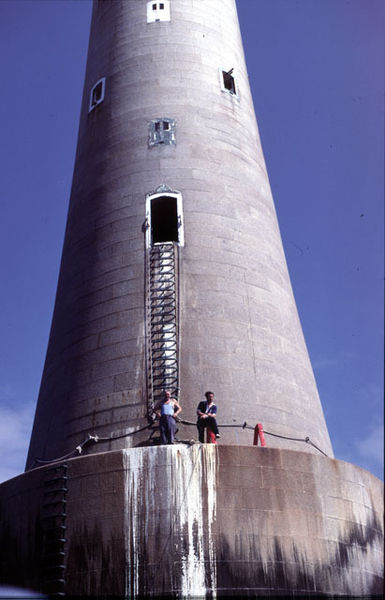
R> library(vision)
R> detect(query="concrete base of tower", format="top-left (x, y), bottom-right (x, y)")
top-left (0, 446), bottom-right (383, 597)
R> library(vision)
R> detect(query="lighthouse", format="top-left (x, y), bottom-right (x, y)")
top-left (0, 1), bottom-right (383, 597)
top-left (25, 0), bottom-right (333, 466)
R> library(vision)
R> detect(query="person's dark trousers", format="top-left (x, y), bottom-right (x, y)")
top-left (207, 416), bottom-right (219, 436)
top-left (160, 415), bottom-right (176, 444)
top-left (197, 417), bottom-right (219, 442)
top-left (197, 419), bottom-right (206, 443)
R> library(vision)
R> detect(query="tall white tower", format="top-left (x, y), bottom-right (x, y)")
top-left (26, 0), bottom-right (332, 468)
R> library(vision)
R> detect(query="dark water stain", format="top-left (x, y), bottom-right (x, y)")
top-left (216, 511), bottom-right (383, 597)
top-left (66, 523), bottom-right (125, 596)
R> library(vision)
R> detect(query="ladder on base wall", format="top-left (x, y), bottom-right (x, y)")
top-left (147, 242), bottom-right (179, 411)
top-left (41, 463), bottom-right (68, 597)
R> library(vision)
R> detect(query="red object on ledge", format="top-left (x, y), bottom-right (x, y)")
top-left (207, 425), bottom-right (216, 444)
top-left (253, 423), bottom-right (266, 447)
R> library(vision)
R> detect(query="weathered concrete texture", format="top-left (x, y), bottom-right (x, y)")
top-left (26, 0), bottom-right (333, 468)
top-left (1, 446), bottom-right (383, 597)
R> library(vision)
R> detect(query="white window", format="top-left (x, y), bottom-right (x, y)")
top-left (89, 77), bottom-right (106, 113)
top-left (145, 187), bottom-right (184, 248)
top-left (220, 68), bottom-right (238, 97)
top-left (149, 118), bottom-right (176, 146)
top-left (147, 0), bottom-right (170, 23)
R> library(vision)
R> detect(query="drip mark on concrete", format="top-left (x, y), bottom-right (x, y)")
top-left (123, 445), bottom-right (217, 598)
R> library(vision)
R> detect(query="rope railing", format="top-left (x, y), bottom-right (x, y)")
top-left (32, 416), bottom-right (328, 467)
top-left (179, 419), bottom-right (328, 456)
top-left (32, 424), bottom-right (153, 466)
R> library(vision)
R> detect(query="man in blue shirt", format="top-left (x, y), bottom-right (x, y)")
top-left (196, 391), bottom-right (220, 443)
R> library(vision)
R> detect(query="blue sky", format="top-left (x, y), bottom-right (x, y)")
top-left (0, 0), bottom-right (383, 482)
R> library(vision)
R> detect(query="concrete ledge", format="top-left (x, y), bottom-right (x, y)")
top-left (0, 446), bottom-right (383, 597)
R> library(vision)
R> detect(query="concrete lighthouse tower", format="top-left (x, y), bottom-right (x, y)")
top-left (26, 0), bottom-right (333, 466)
top-left (0, 1), bottom-right (383, 597)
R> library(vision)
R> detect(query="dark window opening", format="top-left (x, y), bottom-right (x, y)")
top-left (89, 77), bottom-right (106, 112)
top-left (152, 3), bottom-right (157, 9)
top-left (92, 82), bottom-right (103, 104)
top-left (149, 118), bottom-right (176, 146)
top-left (222, 70), bottom-right (236, 95)
top-left (151, 197), bottom-right (178, 244)
top-left (160, 3), bottom-right (164, 8)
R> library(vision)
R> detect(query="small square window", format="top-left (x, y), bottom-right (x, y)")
top-left (149, 118), bottom-right (176, 146)
top-left (89, 77), bottom-right (106, 112)
top-left (147, 0), bottom-right (170, 22)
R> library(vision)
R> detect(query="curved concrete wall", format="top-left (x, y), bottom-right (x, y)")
top-left (1, 447), bottom-right (383, 596)
top-left (27, 0), bottom-right (332, 468)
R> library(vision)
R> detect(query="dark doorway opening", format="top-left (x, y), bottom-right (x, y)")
top-left (151, 196), bottom-right (178, 244)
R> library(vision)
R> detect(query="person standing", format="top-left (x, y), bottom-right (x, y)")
top-left (155, 390), bottom-right (182, 445)
top-left (196, 391), bottom-right (220, 443)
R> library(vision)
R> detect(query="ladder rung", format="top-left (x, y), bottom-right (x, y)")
top-left (150, 277), bottom-right (175, 284)
top-left (151, 332), bottom-right (177, 340)
top-left (151, 308), bottom-right (176, 316)
top-left (152, 345), bottom-right (177, 352)
top-left (151, 314), bottom-right (176, 322)
top-left (150, 274), bottom-right (175, 281)
top-left (152, 372), bottom-right (178, 379)
top-left (151, 346), bottom-right (177, 352)
top-left (44, 477), bottom-right (68, 485)
top-left (43, 500), bottom-right (67, 508)
top-left (150, 287), bottom-right (175, 294)
top-left (44, 465), bottom-right (68, 472)
top-left (150, 259), bottom-right (174, 266)
top-left (152, 359), bottom-right (178, 367)
top-left (153, 378), bottom-right (178, 386)
top-left (150, 267), bottom-right (174, 274)
top-left (151, 320), bottom-right (176, 328)
top-left (150, 304), bottom-right (176, 312)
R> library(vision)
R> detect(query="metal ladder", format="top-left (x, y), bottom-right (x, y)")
top-left (147, 242), bottom-right (179, 412)
top-left (41, 463), bottom-right (68, 597)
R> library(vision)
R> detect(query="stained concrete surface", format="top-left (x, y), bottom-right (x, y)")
top-left (1, 446), bottom-right (383, 597)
